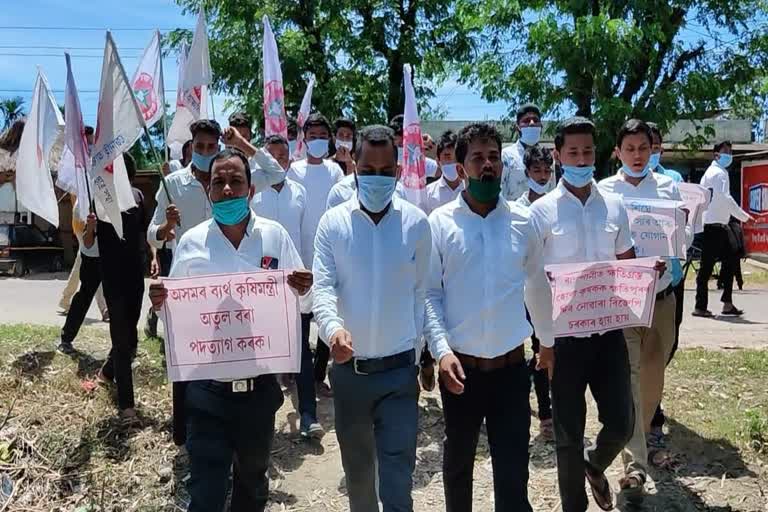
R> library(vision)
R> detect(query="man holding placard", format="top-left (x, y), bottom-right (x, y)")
top-left (149, 148), bottom-right (312, 512)
top-left (598, 119), bottom-right (688, 502)
top-left (526, 117), bottom-right (646, 512)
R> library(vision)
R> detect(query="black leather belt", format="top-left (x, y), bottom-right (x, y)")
top-left (346, 349), bottom-right (415, 376)
top-left (455, 346), bottom-right (525, 372)
top-left (208, 377), bottom-right (262, 393)
top-left (656, 285), bottom-right (675, 301)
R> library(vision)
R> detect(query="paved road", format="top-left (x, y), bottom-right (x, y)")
top-left (0, 274), bottom-right (766, 350)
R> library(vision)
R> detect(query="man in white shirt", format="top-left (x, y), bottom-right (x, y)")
top-left (332, 118), bottom-right (357, 175)
top-left (389, 114), bottom-right (439, 182)
top-left (424, 130), bottom-right (464, 215)
top-left (251, 134), bottom-right (322, 440)
top-left (527, 117), bottom-right (638, 512)
top-left (597, 119), bottom-right (682, 502)
top-left (149, 148), bottom-right (312, 512)
top-left (288, 113), bottom-right (345, 392)
top-left (313, 125), bottom-right (432, 512)
top-left (501, 103), bottom-right (554, 201)
top-left (694, 140), bottom-right (750, 317)
top-left (424, 122), bottom-right (536, 512)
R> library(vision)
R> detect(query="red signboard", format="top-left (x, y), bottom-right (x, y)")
top-left (741, 160), bottom-right (768, 254)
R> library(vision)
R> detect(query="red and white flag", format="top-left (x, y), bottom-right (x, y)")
top-left (16, 68), bottom-right (64, 226)
top-left (182, 9), bottom-right (212, 119)
top-left (131, 30), bottom-right (164, 129)
top-left (57, 53), bottom-right (92, 222)
top-left (167, 42), bottom-right (194, 158)
top-left (91, 31), bottom-right (143, 238)
top-left (262, 15), bottom-right (287, 138)
top-left (401, 64), bottom-right (426, 208)
top-left (292, 76), bottom-right (315, 160)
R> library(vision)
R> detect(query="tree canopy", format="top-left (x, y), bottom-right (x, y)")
top-left (0, 97), bottom-right (26, 130)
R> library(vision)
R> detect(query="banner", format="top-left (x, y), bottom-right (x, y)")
top-left (623, 197), bottom-right (687, 258)
top-left (741, 160), bottom-right (768, 254)
top-left (131, 30), bottom-right (164, 129)
top-left (182, 9), bottom-right (212, 119)
top-left (15, 68), bottom-right (64, 226)
top-left (262, 16), bottom-right (288, 138)
top-left (160, 270), bottom-right (300, 382)
top-left (292, 76), bottom-right (315, 160)
top-left (401, 64), bottom-right (426, 208)
top-left (678, 182), bottom-right (711, 234)
top-left (545, 258), bottom-right (659, 337)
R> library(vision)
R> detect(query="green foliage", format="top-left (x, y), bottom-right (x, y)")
top-left (0, 96), bottom-right (26, 129)
top-left (464, 0), bottom-right (768, 170)
top-left (168, 0), bottom-right (499, 126)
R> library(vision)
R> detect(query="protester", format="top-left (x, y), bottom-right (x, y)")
top-left (694, 140), bottom-right (751, 317)
top-left (423, 133), bottom-right (437, 160)
top-left (333, 118), bottom-right (357, 175)
top-left (327, 167), bottom-right (407, 209)
top-left (527, 117), bottom-right (640, 512)
top-left (313, 124), bottom-right (431, 512)
top-left (95, 153), bottom-right (146, 420)
top-left (598, 119), bottom-right (682, 502)
top-left (228, 111), bottom-right (253, 142)
top-left (250, 134), bottom-right (323, 439)
top-left (516, 145), bottom-right (554, 441)
top-left (501, 103), bottom-right (552, 201)
top-left (425, 122), bottom-right (536, 512)
top-left (165, 139), bottom-right (193, 175)
top-left (287, 117), bottom-right (298, 157)
top-left (287, 113), bottom-right (344, 395)
top-left (647, 122), bottom-right (683, 182)
top-left (149, 148), bottom-right (312, 512)
top-left (424, 130), bottom-right (464, 215)
top-left (389, 114), bottom-right (439, 182)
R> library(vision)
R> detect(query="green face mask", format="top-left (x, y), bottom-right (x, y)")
top-left (466, 176), bottom-right (501, 204)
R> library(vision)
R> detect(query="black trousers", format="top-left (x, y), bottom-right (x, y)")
top-left (309, 313), bottom-right (331, 383)
top-left (185, 377), bottom-right (283, 512)
top-left (98, 217), bottom-right (144, 410)
top-left (146, 247), bottom-right (173, 333)
top-left (695, 224), bottom-right (735, 310)
top-left (550, 331), bottom-right (634, 512)
top-left (298, 313), bottom-right (318, 418)
top-left (526, 309), bottom-right (552, 421)
top-left (440, 360), bottom-right (533, 512)
top-left (60, 253), bottom-right (101, 344)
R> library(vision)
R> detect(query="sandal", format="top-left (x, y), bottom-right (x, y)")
top-left (692, 309), bottom-right (713, 318)
top-left (721, 306), bottom-right (744, 316)
top-left (585, 468), bottom-right (614, 511)
top-left (618, 472), bottom-right (645, 503)
top-left (539, 418), bottom-right (554, 442)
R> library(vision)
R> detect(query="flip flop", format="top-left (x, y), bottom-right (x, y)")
top-left (721, 307), bottom-right (744, 316)
top-left (618, 472), bottom-right (645, 504)
top-left (585, 468), bottom-right (614, 511)
top-left (692, 309), bottom-right (713, 318)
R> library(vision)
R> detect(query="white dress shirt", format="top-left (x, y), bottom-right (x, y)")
top-left (516, 191), bottom-right (533, 208)
top-left (250, 178), bottom-right (306, 257)
top-left (424, 177), bottom-right (464, 214)
top-left (526, 181), bottom-right (635, 347)
top-left (287, 159), bottom-right (344, 267)
top-left (424, 195), bottom-right (538, 362)
top-left (425, 157), bottom-right (439, 179)
top-left (700, 161), bottom-right (752, 225)
top-left (312, 197), bottom-right (432, 359)
top-left (326, 173), bottom-right (407, 210)
top-left (598, 171), bottom-right (691, 292)
top-left (168, 159), bottom-right (183, 173)
top-left (501, 141), bottom-right (556, 201)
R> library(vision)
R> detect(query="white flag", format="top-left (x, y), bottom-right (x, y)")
top-left (91, 31), bottom-right (143, 238)
top-left (167, 42), bottom-right (191, 157)
top-left (182, 9), bottom-right (212, 119)
top-left (132, 30), bottom-right (164, 129)
top-left (16, 68), bottom-right (64, 226)
top-left (262, 16), bottom-right (288, 138)
top-left (292, 76), bottom-right (315, 161)
top-left (401, 64), bottom-right (426, 208)
top-left (57, 53), bottom-right (92, 222)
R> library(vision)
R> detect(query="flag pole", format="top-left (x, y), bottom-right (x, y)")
top-left (158, 29), bottom-right (169, 162)
top-left (209, 87), bottom-right (216, 121)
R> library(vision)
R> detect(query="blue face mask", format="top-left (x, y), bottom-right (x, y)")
top-left (717, 153), bottom-right (733, 168)
top-left (527, 177), bottom-right (550, 195)
top-left (520, 126), bottom-right (542, 146)
top-left (357, 174), bottom-right (397, 213)
top-left (211, 196), bottom-right (250, 226)
top-left (648, 152), bottom-right (661, 170)
top-left (288, 140), bottom-right (298, 155)
top-left (192, 151), bottom-right (217, 173)
top-left (307, 139), bottom-right (329, 159)
top-left (621, 163), bottom-right (650, 179)
top-left (561, 165), bottom-right (595, 188)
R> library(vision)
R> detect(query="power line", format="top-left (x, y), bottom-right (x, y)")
top-left (0, 88), bottom-right (178, 94)
top-left (0, 52), bottom-right (177, 59)
top-left (0, 45), bottom-right (145, 50)
top-left (0, 26), bottom-right (181, 31)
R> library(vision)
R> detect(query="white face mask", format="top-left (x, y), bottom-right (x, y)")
top-left (519, 126), bottom-right (542, 146)
top-left (307, 139), bottom-right (329, 159)
top-left (441, 162), bottom-right (459, 181)
top-left (335, 139), bottom-right (353, 151)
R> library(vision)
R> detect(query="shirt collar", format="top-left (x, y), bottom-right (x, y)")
top-left (617, 169), bottom-right (658, 188)
top-left (210, 211), bottom-right (255, 241)
top-left (457, 191), bottom-right (510, 218)
top-left (554, 179), bottom-right (602, 206)
top-left (350, 195), bottom-right (402, 220)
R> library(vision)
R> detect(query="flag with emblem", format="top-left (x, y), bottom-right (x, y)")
top-left (182, 9), bottom-right (211, 119)
top-left (401, 64), bottom-right (426, 208)
top-left (131, 30), bottom-right (164, 129)
top-left (15, 68), bottom-right (64, 227)
top-left (90, 31), bottom-right (143, 238)
top-left (167, 42), bottom-right (195, 158)
top-left (262, 15), bottom-right (287, 138)
top-left (292, 76), bottom-right (315, 161)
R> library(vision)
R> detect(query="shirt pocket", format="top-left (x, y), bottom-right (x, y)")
top-left (550, 222), bottom-right (579, 259)
top-left (595, 222), bottom-right (620, 259)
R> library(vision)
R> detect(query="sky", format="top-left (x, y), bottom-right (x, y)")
top-left (0, 0), bottom-right (509, 125)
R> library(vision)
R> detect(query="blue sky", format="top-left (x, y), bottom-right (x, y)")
top-left (0, 0), bottom-right (509, 124)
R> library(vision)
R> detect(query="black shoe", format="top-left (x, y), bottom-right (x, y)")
top-left (57, 341), bottom-right (75, 355)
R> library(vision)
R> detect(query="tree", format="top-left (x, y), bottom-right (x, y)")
top-left (168, 0), bottom-right (494, 126)
top-left (0, 97), bottom-right (25, 129)
top-left (463, 0), bottom-right (768, 171)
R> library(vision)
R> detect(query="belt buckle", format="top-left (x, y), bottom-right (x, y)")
top-left (232, 380), bottom-right (249, 392)
top-left (353, 358), bottom-right (369, 376)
